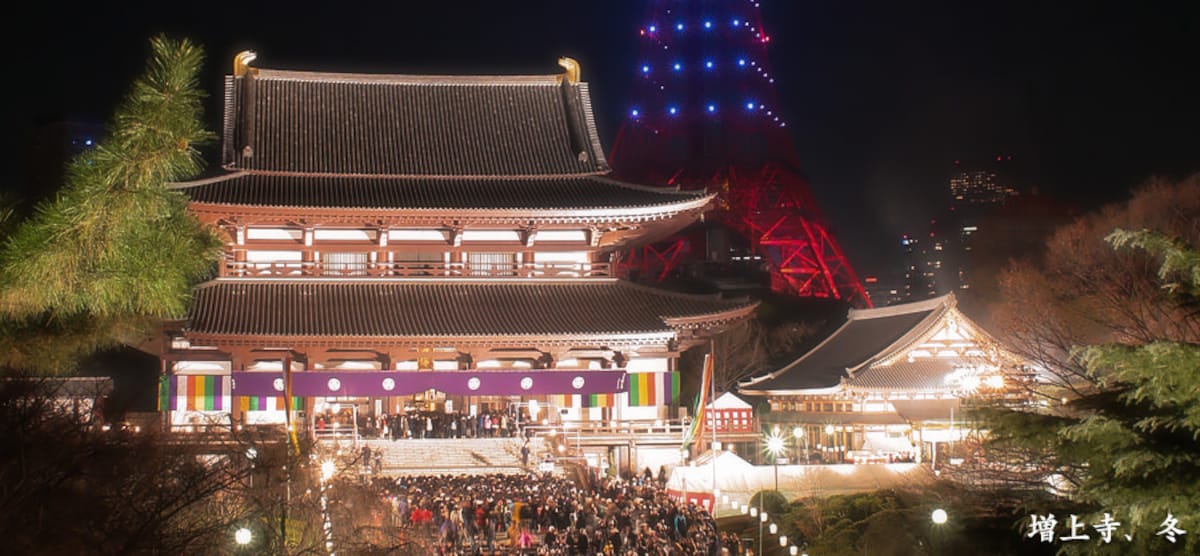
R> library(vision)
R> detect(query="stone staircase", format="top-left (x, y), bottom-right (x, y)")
top-left (328, 437), bottom-right (546, 476)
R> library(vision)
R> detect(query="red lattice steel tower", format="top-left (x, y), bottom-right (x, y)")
top-left (611, 1), bottom-right (871, 307)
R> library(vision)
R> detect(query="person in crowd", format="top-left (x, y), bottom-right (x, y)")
top-left (371, 470), bottom-right (725, 555)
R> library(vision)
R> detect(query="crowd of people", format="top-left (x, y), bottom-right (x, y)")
top-left (375, 472), bottom-right (737, 555)
top-left (316, 406), bottom-right (531, 440)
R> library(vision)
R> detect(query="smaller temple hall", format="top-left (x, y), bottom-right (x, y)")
top-left (739, 293), bottom-right (1031, 464)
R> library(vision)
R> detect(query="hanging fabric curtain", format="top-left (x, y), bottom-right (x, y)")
top-left (160, 374), bottom-right (231, 412)
top-left (240, 396), bottom-right (302, 411)
top-left (628, 372), bottom-right (681, 406)
top-left (581, 393), bottom-right (614, 408)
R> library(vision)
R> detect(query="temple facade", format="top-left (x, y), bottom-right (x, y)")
top-left (738, 293), bottom-right (1031, 465)
top-left (159, 53), bottom-right (756, 435)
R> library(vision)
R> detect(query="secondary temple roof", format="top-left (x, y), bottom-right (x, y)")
top-left (738, 295), bottom-right (952, 393)
top-left (185, 279), bottom-right (756, 340)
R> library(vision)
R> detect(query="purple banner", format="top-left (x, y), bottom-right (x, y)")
top-left (230, 370), bottom-right (628, 398)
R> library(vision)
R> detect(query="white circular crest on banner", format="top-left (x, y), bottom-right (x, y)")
top-left (520, 377), bottom-right (534, 391)
top-left (327, 378), bottom-right (341, 391)
top-left (468, 377), bottom-right (481, 391)
top-left (382, 378), bottom-right (396, 392)
top-left (273, 378), bottom-right (285, 392)
top-left (572, 376), bottom-right (586, 389)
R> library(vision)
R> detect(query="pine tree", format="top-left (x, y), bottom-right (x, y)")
top-left (0, 37), bottom-right (222, 373)
top-left (982, 228), bottom-right (1200, 555)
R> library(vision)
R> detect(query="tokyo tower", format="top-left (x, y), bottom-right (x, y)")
top-left (611, 1), bottom-right (871, 307)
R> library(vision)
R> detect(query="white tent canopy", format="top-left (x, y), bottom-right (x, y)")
top-left (667, 450), bottom-right (756, 496)
top-left (668, 450), bottom-right (934, 516)
top-left (708, 392), bottom-right (752, 410)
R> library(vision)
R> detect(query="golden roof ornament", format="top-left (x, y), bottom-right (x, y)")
top-left (233, 50), bottom-right (258, 77)
top-left (557, 57), bottom-right (580, 84)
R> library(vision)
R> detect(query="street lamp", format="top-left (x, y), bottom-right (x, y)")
top-left (759, 511), bottom-right (768, 556)
top-left (931, 508), bottom-right (948, 555)
top-left (765, 431), bottom-right (786, 492)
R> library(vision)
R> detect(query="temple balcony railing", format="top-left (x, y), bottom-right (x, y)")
top-left (526, 417), bottom-right (763, 440)
top-left (222, 259), bottom-right (614, 279)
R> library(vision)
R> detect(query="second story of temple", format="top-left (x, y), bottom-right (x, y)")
top-left (173, 53), bottom-right (712, 280)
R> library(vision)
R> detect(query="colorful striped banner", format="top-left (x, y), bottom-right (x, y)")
top-left (551, 394), bottom-right (576, 408)
top-left (582, 393), bottom-right (614, 408)
top-left (682, 353), bottom-right (713, 453)
top-left (167, 374), bottom-right (230, 412)
top-left (628, 372), bottom-right (681, 406)
top-left (240, 396), bottom-right (302, 411)
top-left (157, 375), bottom-right (169, 411)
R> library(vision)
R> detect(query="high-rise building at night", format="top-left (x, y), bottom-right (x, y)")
top-left (950, 169), bottom-right (1018, 207)
top-left (896, 158), bottom-right (1023, 304)
top-left (900, 227), bottom-right (952, 302)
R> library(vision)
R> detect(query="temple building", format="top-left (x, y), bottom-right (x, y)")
top-left (159, 53), bottom-right (756, 435)
top-left (738, 293), bottom-right (1031, 464)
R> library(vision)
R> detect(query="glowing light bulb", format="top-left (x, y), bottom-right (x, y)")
top-left (704, 60), bottom-right (714, 69)
top-left (706, 103), bottom-right (716, 113)
top-left (746, 101), bottom-right (755, 110)
top-left (737, 58), bottom-right (747, 67)
top-left (673, 62), bottom-right (682, 71)
top-left (704, 20), bottom-right (713, 29)
top-left (668, 106), bottom-right (678, 115)
top-left (676, 22), bottom-right (684, 31)
top-left (732, 18), bottom-right (740, 27)
top-left (641, 64), bottom-right (650, 74)
top-left (648, 25), bottom-right (657, 33)
top-left (630, 108), bottom-right (640, 117)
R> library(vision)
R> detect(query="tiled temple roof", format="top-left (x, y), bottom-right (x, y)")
top-left (845, 358), bottom-right (959, 391)
top-left (178, 173), bottom-right (704, 211)
top-left (173, 63), bottom-right (702, 213)
top-left (739, 296), bottom-right (948, 393)
top-left (222, 70), bottom-right (608, 176)
top-left (186, 279), bottom-right (755, 339)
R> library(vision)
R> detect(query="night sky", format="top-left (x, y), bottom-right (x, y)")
top-left (4, 1), bottom-right (1197, 279)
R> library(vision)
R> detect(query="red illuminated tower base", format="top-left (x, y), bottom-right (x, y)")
top-left (612, 2), bottom-right (870, 307)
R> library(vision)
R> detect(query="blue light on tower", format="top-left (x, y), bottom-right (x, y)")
top-left (732, 18), bottom-right (741, 27)
top-left (673, 62), bottom-right (682, 72)
top-left (668, 106), bottom-right (678, 116)
top-left (704, 20), bottom-right (713, 29)
top-left (704, 60), bottom-right (714, 70)
top-left (707, 103), bottom-right (717, 113)
top-left (648, 24), bottom-right (657, 33)
top-left (641, 64), bottom-right (650, 74)
top-left (745, 101), bottom-right (756, 110)
top-left (676, 22), bottom-right (684, 31)
top-left (631, 108), bottom-right (641, 117)
top-left (737, 58), bottom-right (747, 67)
